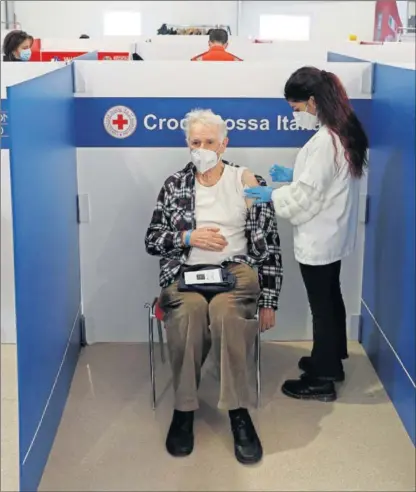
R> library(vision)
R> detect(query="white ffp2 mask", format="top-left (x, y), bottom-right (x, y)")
top-left (293, 111), bottom-right (319, 130)
top-left (190, 148), bottom-right (220, 174)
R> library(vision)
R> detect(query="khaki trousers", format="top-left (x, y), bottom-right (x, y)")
top-left (159, 263), bottom-right (260, 411)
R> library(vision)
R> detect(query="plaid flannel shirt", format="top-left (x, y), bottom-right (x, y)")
top-left (145, 161), bottom-right (283, 310)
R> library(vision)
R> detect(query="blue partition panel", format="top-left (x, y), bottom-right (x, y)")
top-left (74, 50), bottom-right (98, 60)
top-left (8, 65), bottom-right (81, 490)
top-left (361, 63), bottom-right (416, 444)
top-left (327, 52), bottom-right (366, 62)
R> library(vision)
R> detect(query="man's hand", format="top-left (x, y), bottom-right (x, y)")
top-left (259, 308), bottom-right (275, 332)
top-left (189, 227), bottom-right (228, 251)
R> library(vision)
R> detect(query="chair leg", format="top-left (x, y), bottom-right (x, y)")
top-left (148, 312), bottom-right (156, 410)
top-left (255, 327), bottom-right (261, 408)
top-left (156, 319), bottom-right (166, 364)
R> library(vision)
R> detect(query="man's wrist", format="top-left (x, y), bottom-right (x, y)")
top-left (258, 296), bottom-right (278, 311)
top-left (183, 230), bottom-right (193, 247)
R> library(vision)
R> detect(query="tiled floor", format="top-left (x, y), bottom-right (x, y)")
top-left (39, 341), bottom-right (415, 491)
top-left (1, 344), bottom-right (19, 492)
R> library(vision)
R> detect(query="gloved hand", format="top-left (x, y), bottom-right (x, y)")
top-left (244, 186), bottom-right (274, 203)
top-left (269, 164), bottom-right (293, 183)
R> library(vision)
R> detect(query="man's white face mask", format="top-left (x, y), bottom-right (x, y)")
top-left (190, 148), bottom-right (221, 174)
top-left (293, 103), bottom-right (319, 131)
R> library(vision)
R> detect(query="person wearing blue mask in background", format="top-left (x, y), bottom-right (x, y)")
top-left (2, 30), bottom-right (33, 62)
top-left (245, 66), bottom-right (369, 402)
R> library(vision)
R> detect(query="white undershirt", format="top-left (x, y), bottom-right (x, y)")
top-left (187, 165), bottom-right (248, 266)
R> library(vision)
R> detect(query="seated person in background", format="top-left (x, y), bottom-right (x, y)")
top-left (191, 28), bottom-right (243, 61)
top-left (145, 109), bottom-right (282, 465)
top-left (2, 30), bottom-right (32, 62)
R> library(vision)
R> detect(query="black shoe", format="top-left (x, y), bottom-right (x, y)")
top-left (282, 375), bottom-right (337, 402)
top-left (229, 408), bottom-right (263, 465)
top-left (166, 410), bottom-right (194, 457)
top-left (298, 356), bottom-right (345, 382)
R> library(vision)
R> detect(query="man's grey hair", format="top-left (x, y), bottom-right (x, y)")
top-left (183, 108), bottom-right (228, 142)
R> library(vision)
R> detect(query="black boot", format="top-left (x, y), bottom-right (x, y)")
top-left (282, 375), bottom-right (337, 402)
top-left (166, 410), bottom-right (194, 457)
top-left (298, 356), bottom-right (345, 382)
top-left (229, 408), bottom-right (263, 465)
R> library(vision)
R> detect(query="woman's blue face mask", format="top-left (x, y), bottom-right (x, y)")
top-left (19, 48), bottom-right (32, 61)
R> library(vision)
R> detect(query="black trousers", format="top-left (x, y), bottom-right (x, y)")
top-left (300, 261), bottom-right (348, 378)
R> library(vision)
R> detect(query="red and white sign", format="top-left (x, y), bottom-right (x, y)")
top-left (103, 106), bottom-right (137, 139)
top-left (41, 51), bottom-right (87, 62)
top-left (98, 52), bottom-right (130, 60)
top-left (374, 1), bottom-right (403, 41)
top-left (40, 51), bottom-right (130, 62)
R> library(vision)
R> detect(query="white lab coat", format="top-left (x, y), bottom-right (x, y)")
top-left (271, 125), bottom-right (360, 265)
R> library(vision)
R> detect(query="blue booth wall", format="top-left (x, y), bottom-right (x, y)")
top-left (361, 63), bottom-right (416, 444)
top-left (8, 65), bottom-right (82, 491)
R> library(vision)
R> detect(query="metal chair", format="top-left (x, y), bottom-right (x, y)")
top-left (145, 297), bottom-right (262, 410)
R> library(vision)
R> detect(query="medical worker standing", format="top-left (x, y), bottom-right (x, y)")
top-left (245, 66), bottom-right (369, 402)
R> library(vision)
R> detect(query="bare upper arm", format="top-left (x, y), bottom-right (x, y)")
top-left (242, 169), bottom-right (260, 208)
top-left (242, 169), bottom-right (260, 188)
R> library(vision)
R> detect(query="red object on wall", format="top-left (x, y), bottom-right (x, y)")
top-left (40, 51), bottom-right (130, 61)
top-left (30, 38), bottom-right (42, 61)
top-left (374, 1), bottom-right (403, 41)
top-left (98, 52), bottom-right (130, 60)
top-left (40, 51), bottom-right (87, 62)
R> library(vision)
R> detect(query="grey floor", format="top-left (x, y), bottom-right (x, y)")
top-left (39, 341), bottom-right (415, 492)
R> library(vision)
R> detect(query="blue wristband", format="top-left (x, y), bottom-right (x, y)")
top-left (184, 230), bottom-right (192, 247)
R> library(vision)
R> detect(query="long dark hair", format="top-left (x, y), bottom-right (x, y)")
top-left (284, 66), bottom-right (369, 178)
top-left (2, 30), bottom-right (31, 61)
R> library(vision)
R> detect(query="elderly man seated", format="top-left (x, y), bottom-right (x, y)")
top-left (145, 109), bottom-right (282, 465)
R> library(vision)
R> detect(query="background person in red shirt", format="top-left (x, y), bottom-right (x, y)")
top-left (191, 28), bottom-right (242, 62)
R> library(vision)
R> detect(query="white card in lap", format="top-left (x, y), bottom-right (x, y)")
top-left (184, 268), bottom-right (223, 285)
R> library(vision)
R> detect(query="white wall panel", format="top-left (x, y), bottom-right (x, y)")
top-left (240, 1), bottom-right (376, 42)
top-left (330, 43), bottom-right (416, 64)
top-left (74, 60), bottom-right (371, 343)
top-left (1, 150), bottom-right (16, 343)
top-left (15, 1), bottom-right (238, 38)
top-left (74, 60), bottom-right (373, 98)
top-left (14, 0), bottom-right (376, 43)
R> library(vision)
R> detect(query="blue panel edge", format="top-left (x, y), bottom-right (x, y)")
top-left (19, 310), bottom-right (81, 492)
top-left (361, 301), bottom-right (416, 445)
top-left (74, 50), bottom-right (98, 61)
top-left (327, 51), bottom-right (367, 63)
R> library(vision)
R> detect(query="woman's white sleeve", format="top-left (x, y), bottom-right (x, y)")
top-left (271, 182), bottom-right (324, 225)
top-left (271, 134), bottom-right (337, 226)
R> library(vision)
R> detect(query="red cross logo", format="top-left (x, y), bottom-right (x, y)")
top-left (112, 114), bottom-right (129, 130)
top-left (104, 106), bottom-right (137, 139)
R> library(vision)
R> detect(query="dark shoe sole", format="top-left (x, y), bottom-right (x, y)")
top-left (281, 385), bottom-right (337, 402)
top-left (235, 448), bottom-right (263, 465)
top-left (166, 444), bottom-right (194, 458)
